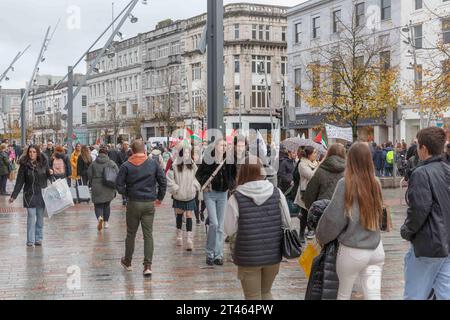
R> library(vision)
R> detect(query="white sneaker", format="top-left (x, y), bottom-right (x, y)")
top-left (176, 229), bottom-right (183, 246)
top-left (97, 217), bottom-right (103, 231)
top-left (104, 222), bottom-right (109, 229)
top-left (186, 231), bottom-right (193, 251)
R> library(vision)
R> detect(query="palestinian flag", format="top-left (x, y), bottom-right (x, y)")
top-left (186, 128), bottom-right (202, 142)
top-left (314, 131), bottom-right (328, 149)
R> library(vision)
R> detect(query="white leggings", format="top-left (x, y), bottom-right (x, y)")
top-left (336, 241), bottom-right (385, 300)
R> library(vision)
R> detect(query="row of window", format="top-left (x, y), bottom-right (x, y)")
top-left (145, 67), bottom-right (180, 89)
top-left (89, 76), bottom-right (140, 97)
top-left (33, 95), bottom-right (87, 111)
top-left (97, 50), bottom-right (140, 73)
top-left (147, 41), bottom-right (181, 60)
top-left (88, 104), bottom-right (139, 121)
top-left (294, 1), bottom-right (449, 45)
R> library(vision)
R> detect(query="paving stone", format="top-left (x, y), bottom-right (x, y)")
top-left (0, 180), bottom-right (408, 300)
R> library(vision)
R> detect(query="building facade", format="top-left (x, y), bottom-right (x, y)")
top-left (141, 19), bottom-right (186, 140)
top-left (28, 75), bottom-right (88, 145)
top-left (86, 35), bottom-right (143, 145)
top-left (287, 0), bottom-right (449, 144)
top-left (85, 3), bottom-right (289, 143)
top-left (183, 3), bottom-right (288, 138)
top-left (0, 88), bottom-right (23, 140)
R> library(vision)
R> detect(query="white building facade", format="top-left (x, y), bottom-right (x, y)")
top-left (0, 88), bottom-right (23, 139)
top-left (28, 75), bottom-right (88, 145)
top-left (141, 20), bottom-right (185, 139)
top-left (86, 35), bottom-right (143, 145)
top-left (287, 0), bottom-right (449, 144)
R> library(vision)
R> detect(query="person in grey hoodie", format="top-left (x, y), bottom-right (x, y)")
top-left (316, 142), bottom-right (385, 300)
top-left (87, 146), bottom-right (119, 231)
top-left (225, 155), bottom-right (292, 300)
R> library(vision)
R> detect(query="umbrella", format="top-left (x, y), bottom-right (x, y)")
top-left (281, 137), bottom-right (327, 154)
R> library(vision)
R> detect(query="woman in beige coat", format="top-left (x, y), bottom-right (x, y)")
top-left (294, 146), bottom-right (319, 242)
top-left (167, 144), bottom-right (201, 251)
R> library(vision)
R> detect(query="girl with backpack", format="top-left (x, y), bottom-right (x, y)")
top-left (77, 145), bottom-right (92, 186)
top-left (167, 144), bottom-right (201, 251)
top-left (50, 146), bottom-right (71, 185)
top-left (87, 146), bottom-right (119, 231)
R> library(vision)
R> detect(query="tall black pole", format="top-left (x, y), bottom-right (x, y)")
top-left (20, 89), bottom-right (26, 146)
top-left (67, 66), bottom-right (74, 155)
top-left (207, 0), bottom-right (224, 140)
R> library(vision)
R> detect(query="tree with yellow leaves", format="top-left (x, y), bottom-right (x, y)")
top-left (299, 9), bottom-right (400, 142)
top-left (400, 7), bottom-right (449, 129)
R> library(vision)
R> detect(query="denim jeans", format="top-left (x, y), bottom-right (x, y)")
top-left (0, 174), bottom-right (8, 193)
top-left (203, 190), bottom-right (228, 260)
top-left (94, 202), bottom-right (111, 222)
top-left (404, 246), bottom-right (450, 300)
top-left (27, 207), bottom-right (44, 245)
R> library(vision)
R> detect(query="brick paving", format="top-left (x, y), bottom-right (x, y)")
top-left (0, 180), bottom-right (409, 300)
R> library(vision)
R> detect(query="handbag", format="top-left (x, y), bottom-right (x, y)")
top-left (103, 166), bottom-right (118, 189)
top-left (280, 194), bottom-right (302, 259)
top-left (282, 228), bottom-right (302, 259)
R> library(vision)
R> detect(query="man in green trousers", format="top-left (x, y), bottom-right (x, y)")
top-left (116, 140), bottom-right (167, 277)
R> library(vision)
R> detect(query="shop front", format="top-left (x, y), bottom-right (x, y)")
top-left (288, 113), bottom-right (388, 143)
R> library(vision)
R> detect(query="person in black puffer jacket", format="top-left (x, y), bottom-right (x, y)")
top-left (307, 199), bottom-right (331, 231)
top-left (305, 199), bottom-right (338, 300)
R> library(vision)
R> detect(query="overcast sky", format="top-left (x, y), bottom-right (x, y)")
top-left (0, 0), bottom-right (305, 89)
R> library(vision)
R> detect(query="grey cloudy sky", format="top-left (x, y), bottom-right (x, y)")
top-left (0, 0), bottom-right (305, 89)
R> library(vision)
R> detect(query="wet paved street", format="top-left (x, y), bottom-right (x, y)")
top-left (0, 180), bottom-right (408, 300)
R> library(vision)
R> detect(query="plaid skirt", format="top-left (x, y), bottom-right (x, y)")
top-left (172, 198), bottom-right (197, 211)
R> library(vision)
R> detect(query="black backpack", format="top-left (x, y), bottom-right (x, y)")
top-left (103, 165), bottom-right (118, 188)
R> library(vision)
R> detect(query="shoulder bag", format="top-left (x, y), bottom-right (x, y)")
top-left (280, 190), bottom-right (302, 259)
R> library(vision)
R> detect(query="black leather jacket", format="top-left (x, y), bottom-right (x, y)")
top-left (401, 156), bottom-right (450, 258)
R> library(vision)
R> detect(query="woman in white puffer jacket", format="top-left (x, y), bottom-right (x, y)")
top-left (167, 144), bottom-right (201, 251)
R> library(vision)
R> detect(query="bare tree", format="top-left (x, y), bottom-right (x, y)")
top-left (153, 67), bottom-right (180, 138)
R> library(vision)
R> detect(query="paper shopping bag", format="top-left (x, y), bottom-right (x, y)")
top-left (298, 240), bottom-right (321, 279)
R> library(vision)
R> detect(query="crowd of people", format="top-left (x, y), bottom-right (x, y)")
top-left (1, 127), bottom-right (450, 300)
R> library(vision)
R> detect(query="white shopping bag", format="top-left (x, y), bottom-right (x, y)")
top-left (42, 178), bottom-right (74, 218)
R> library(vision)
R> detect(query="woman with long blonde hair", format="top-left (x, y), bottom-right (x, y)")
top-left (316, 142), bottom-right (385, 300)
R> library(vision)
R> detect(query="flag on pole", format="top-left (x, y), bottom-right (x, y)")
top-left (314, 131), bottom-right (328, 149)
top-left (186, 127), bottom-right (194, 138)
